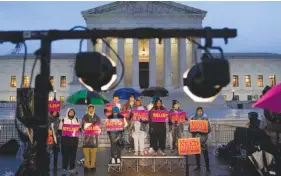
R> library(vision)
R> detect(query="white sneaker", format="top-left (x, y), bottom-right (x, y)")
top-left (148, 147), bottom-right (154, 153)
top-left (111, 158), bottom-right (115, 164)
top-left (158, 150), bottom-right (166, 156)
top-left (62, 169), bottom-right (67, 175)
top-left (117, 158), bottom-right (121, 164)
top-left (134, 151), bottom-right (138, 156)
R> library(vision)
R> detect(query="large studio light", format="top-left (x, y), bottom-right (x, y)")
top-left (182, 57), bottom-right (230, 103)
top-left (75, 52), bottom-right (117, 92)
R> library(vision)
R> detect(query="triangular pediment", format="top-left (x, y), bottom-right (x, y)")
top-left (81, 1), bottom-right (207, 16)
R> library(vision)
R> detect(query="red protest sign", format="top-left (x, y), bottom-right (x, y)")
top-left (189, 120), bottom-right (208, 133)
top-left (120, 110), bottom-right (130, 120)
top-left (48, 100), bottom-right (60, 112)
top-left (178, 138), bottom-right (201, 155)
top-left (131, 110), bottom-right (149, 121)
top-left (151, 110), bottom-right (169, 122)
top-left (170, 112), bottom-right (187, 123)
top-left (105, 103), bottom-right (115, 116)
top-left (104, 119), bottom-right (124, 131)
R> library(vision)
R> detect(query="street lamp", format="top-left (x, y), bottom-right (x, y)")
top-left (232, 89), bottom-right (235, 100)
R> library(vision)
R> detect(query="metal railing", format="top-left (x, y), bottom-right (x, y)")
top-left (0, 122), bottom-right (236, 147)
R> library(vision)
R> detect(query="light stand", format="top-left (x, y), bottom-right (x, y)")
top-left (0, 27), bottom-right (237, 175)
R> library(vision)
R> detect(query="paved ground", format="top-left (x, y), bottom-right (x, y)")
top-left (0, 147), bottom-right (231, 176)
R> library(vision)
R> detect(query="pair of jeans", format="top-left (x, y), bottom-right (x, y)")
top-left (61, 137), bottom-right (78, 170)
top-left (109, 132), bottom-right (122, 158)
top-left (195, 150), bottom-right (210, 168)
top-left (150, 127), bottom-right (166, 151)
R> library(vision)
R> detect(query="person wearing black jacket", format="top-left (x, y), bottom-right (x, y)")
top-left (107, 107), bottom-right (128, 164)
top-left (149, 98), bottom-right (167, 156)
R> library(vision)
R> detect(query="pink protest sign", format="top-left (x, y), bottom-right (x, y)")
top-left (151, 110), bottom-right (169, 122)
top-left (83, 123), bottom-right (101, 136)
top-left (131, 110), bottom-right (149, 121)
top-left (105, 103), bottom-right (115, 116)
top-left (120, 110), bottom-right (130, 120)
top-left (104, 119), bottom-right (124, 131)
top-left (48, 100), bottom-right (60, 112)
top-left (62, 124), bottom-right (80, 137)
top-left (170, 112), bottom-right (187, 123)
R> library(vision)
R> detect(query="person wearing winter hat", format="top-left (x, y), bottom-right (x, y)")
top-left (168, 100), bottom-right (187, 153)
top-left (107, 106), bottom-right (128, 164)
top-left (121, 94), bottom-right (136, 152)
top-left (59, 108), bottom-right (80, 175)
top-left (129, 98), bottom-right (149, 156)
top-left (188, 107), bottom-right (211, 172)
top-left (82, 104), bottom-right (101, 171)
top-left (149, 98), bottom-right (167, 156)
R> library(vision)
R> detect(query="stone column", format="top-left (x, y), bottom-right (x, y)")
top-left (117, 38), bottom-right (125, 88)
top-left (187, 38), bottom-right (196, 70)
top-left (102, 39), bottom-right (107, 54)
top-left (178, 38), bottom-right (187, 87)
top-left (132, 39), bottom-right (140, 89)
top-left (164, 38), bottom-right (172, 89)
top-left (149, 39), bottom-right (156, 87)
top-left (87, 40), bottom-right (94, 52)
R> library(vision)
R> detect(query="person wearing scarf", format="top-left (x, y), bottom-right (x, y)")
top-left (189, 107), bottom-right (211, 172)
top-left (129, 98), bottom-right (149, 156)
top-left (121, 94), bottom-right (136, 153)
top-left (47, 111), bottom-right (61, 172)
top-left (82, 104), bottom-right (101, 171)
top-left (107, 106), bottom-right (128, 164)
top-left (149, 98), bottom-right (167, 156)
top-left (168, 100), bottom-right (187, 153)
top-left (58, 108), bottom-right (80, 175)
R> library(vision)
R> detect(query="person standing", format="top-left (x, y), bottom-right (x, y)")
top-left (82, 104), bottom-right (101, 171)
top-left (59, 108), bottom-right (80, 175)
top-left (121, 94), bottom-right (136, 153)
top-left (168, 100), bottom-right (187, 153)
top-left (189, 107), bottom-right (211, 172)
top-left (107, 107), bottom-right (128, 164)
top-left (149, 98), bottom-right (167, 156)
top-left (147, 96), bottom-right (159, 153)
top-left (47, 111), bottom-right (61, 172)
top-left (129, 98), bottom-right (149, 156)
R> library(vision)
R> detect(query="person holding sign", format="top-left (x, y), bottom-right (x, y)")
top-left (59, 108), bottom-right (81, 175)
top-left (47, 111), bottom-right (61, 172)
top-left (104, 95), bottom-right (121, 116)
top-left (188, 107), bottom-right (211, 172)
top-left (121, 94), bottom-right (136, 153)
top-left (147, 96), bottom-right (159, 154)
top-left (168, 100), bottom-right (187, 153)
top-left (128, 98), bottom-right (149, 156)
top-left (107, 107), bottom-right (128, 164)
top-left (149, 98), bottom-right (168, 156)
top-left (81, 104), bottom-right (101, 171)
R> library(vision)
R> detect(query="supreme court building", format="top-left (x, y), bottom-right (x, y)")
top-left (82, 1), bottom-right (205, 89)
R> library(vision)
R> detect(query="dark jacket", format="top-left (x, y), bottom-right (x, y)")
top-left (149, 106), bottom-right (167, 132)
top-left (121, 101), bottom-right (135, 111)
top-left (82, 113), bottom-right (101, 148)
top-left (48, 113), bottom-right (61, 146)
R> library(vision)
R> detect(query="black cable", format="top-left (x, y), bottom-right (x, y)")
top-left (20, 42), bottom-right (28, 88)
top-left (187, 38), bottom-right (214, 63)
top-left (29, 55), bottom-right (39, 87)
top-left (70, 26), bottom-right (125, 91)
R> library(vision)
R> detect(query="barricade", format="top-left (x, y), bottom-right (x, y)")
top-left (108, 151), bottom-right (186, 173)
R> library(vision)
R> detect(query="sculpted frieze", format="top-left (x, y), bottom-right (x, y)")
top-left (93, 1), bottom-right (198, 15)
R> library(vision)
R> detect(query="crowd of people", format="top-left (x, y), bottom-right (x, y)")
top-left (29, 94), bottom-right (212, 175)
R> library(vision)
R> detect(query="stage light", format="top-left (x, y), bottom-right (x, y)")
top-left (183, 56), bottom-right (230, 103)
top-left (75, 52), bottom-right (117, 92)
